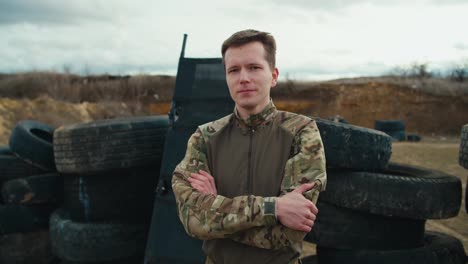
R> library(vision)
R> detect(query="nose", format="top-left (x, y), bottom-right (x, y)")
top-left (239, 68), bottom-right (249, 84)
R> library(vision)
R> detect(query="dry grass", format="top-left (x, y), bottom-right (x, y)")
top-left (0, 72), bottom-right (175, 103)
top-left (0, 96), bottom-right (158, 145)
top-left (2, 72), bottom-right (468, 103)
top-left (323, 76), bottom-right (468, 97)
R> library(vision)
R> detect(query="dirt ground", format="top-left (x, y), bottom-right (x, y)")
top-left (302, 135), bottom-right (468, 257)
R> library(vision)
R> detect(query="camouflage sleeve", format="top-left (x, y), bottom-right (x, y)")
top-left (172, 128), bottom-right (277, 240)
top-left (229, 120), bottom-right (327, 249)
top-left (281, 120), bottom-right (327, 201)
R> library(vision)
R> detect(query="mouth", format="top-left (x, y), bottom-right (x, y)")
top-left (238, 89), bottom-right (256, 94)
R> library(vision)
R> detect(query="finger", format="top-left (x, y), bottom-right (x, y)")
top-left (207, 181), bottom-right (217, 195)
top-left (188, 176), bottom-right (208, 187)
top-left (305, 212), bottom-right (316, 221)
top-left (310, 203), bottom-right (318, 215)
top-left (190, 182), bottom-right (203, 191)
top-left (304, 219), bottom-right (314, 227)
top-left (198, 170), bottom-right (213, 178)
top-left (191, 173), bottom-right (208, 181)
top-left (200, 171), bottom-right (216, 190)
top-left (191, 174), bottom-right (212, 187)
top-left (300, 224), bottom-right (312, 233)
top-left (199, 170), bottom-right (216, 188)
top-left (191, 183), bottom-right (208, 193)
top-left (292, 182), bottom-right (316, 194)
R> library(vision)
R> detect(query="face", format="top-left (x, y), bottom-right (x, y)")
top-left (224, 41), bottom-right (279, 117)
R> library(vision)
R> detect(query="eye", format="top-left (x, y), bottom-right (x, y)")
top-left (249, 65), bottom-right (261, 70)
top-left (228, 68), bottom-right (239, 73)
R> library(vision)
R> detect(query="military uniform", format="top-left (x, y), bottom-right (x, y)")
top-left (172, 102), bottom-right (327, 264)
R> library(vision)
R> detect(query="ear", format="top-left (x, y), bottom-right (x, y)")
top-left (271, 68), bottom-right (279, 87)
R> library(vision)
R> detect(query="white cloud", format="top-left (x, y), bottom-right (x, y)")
top-left (0, 0), bottom-right (467, 79)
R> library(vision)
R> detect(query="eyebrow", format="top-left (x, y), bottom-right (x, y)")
top-left (227, 62), bottom-right (263, 70)
top-left (226, 65), bottom-right (239, 72)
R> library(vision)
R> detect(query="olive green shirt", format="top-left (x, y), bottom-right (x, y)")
top-left (172, 102), bottom-right (327, 264)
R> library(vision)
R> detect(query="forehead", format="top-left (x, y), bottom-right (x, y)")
top-left (224, 41), bottom-right (267, 66)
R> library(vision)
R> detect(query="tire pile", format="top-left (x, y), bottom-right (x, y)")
top-left (304, 119), bottom-right (465, 264)
top-left (459, 124), bottom-right (468, 213)
top-left (374, 119), bottom-right (406, 141)
top-left (374, 119), bottom-right (422, 142)
top-left (50, 116), bottom-right (169, 263)
top-left (0, 120), bottom-right (58, 264)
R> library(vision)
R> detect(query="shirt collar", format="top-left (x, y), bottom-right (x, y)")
top-left (234, 100), bottom-right (277, 128)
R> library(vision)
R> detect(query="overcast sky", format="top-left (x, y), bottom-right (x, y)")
top-left (1, 0), bottom-right (468, 80)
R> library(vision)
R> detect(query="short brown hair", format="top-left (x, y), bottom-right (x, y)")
top-left (221, 29), bottom-right (277, 70)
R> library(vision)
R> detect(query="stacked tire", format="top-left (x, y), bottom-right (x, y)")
top-left (50, 116), bottom-right (169, 263)
top-left (459, 124), bottom-right (468, 213)
top-left (304, 118), bottom-right (465, 264)
top-left (375, 119), bottom-right (406, 141)
top-left (0, 120), bottom-right (59, 264)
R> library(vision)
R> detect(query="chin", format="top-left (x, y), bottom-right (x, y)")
top-left (236, 100), bottom-right (257, 109)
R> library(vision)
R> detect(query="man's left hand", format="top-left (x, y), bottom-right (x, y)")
top-left (188, 170), bottom-right (217, 195)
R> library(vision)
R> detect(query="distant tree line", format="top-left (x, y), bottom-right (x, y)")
top-left (389, 60), bottom-right (468, 82)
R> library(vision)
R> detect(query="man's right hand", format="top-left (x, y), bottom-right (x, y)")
top-left (276, 183), bottom-right (318, 232)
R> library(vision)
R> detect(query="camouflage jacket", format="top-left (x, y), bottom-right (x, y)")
top-left (172, 102), bottom-right (327, 264)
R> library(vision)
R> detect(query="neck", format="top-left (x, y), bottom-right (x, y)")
top-left (236, 103), bottom-right (268, 120)
top-left (236, 108), bottom-right (255, 120)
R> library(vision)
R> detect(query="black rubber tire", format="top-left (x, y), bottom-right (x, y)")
top-left (1, 173), bottom-right (63, 205)
top-left (465, 176), bottom-right (467, 214)
top-left (386, 130), bottom-right (406, 141)
top-left (327, 115), bottom-right (348, 124)
top-left (0, 204), bottom-right (55, 234)
top-left (63, 167), bottom-right (157, 223)
top-left (0, 155), bottom-right (46, 184)
top-left (50, 209), bottom-right (147, 262)
top-left (317, 232), bottom-right (467, 264)
top-left (374, 120), bottom-right (405, 131)
top-left (305, 202), bottom-right (425, 250)
top-left (0, 145), bottom-right (12, 155)
top-left (459, 124), bottom-right (468, 169)
top-left (407, 133), bottom-right (422, 142)
top-left (9, 120), bottom-right (56, 171)
top-left (53, 115), bottom-right (169, 174)
top-left (374, 120), bottom-right (406, 141)
top-left (0, 229), bottom-right (53, 264)
top-left (314, 118), bottom-right (392, 170)
top-left (319, 163), bottom-right (462, 219)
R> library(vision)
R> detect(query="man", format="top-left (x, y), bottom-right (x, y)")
top-left (172, 29), bottom-right (327, 264)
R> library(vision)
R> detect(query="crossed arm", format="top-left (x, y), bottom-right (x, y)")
top-left (172, 121), bottom-right (326, 249)
top-left (189, 170), bottom-right (318, 233)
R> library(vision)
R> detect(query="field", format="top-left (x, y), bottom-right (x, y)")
top-left (0, 72), bottom-right (467, 259)
top-left (0, 72), bottom-right (467, 138)
top-left (302, 136), bottom-right (468, 257)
